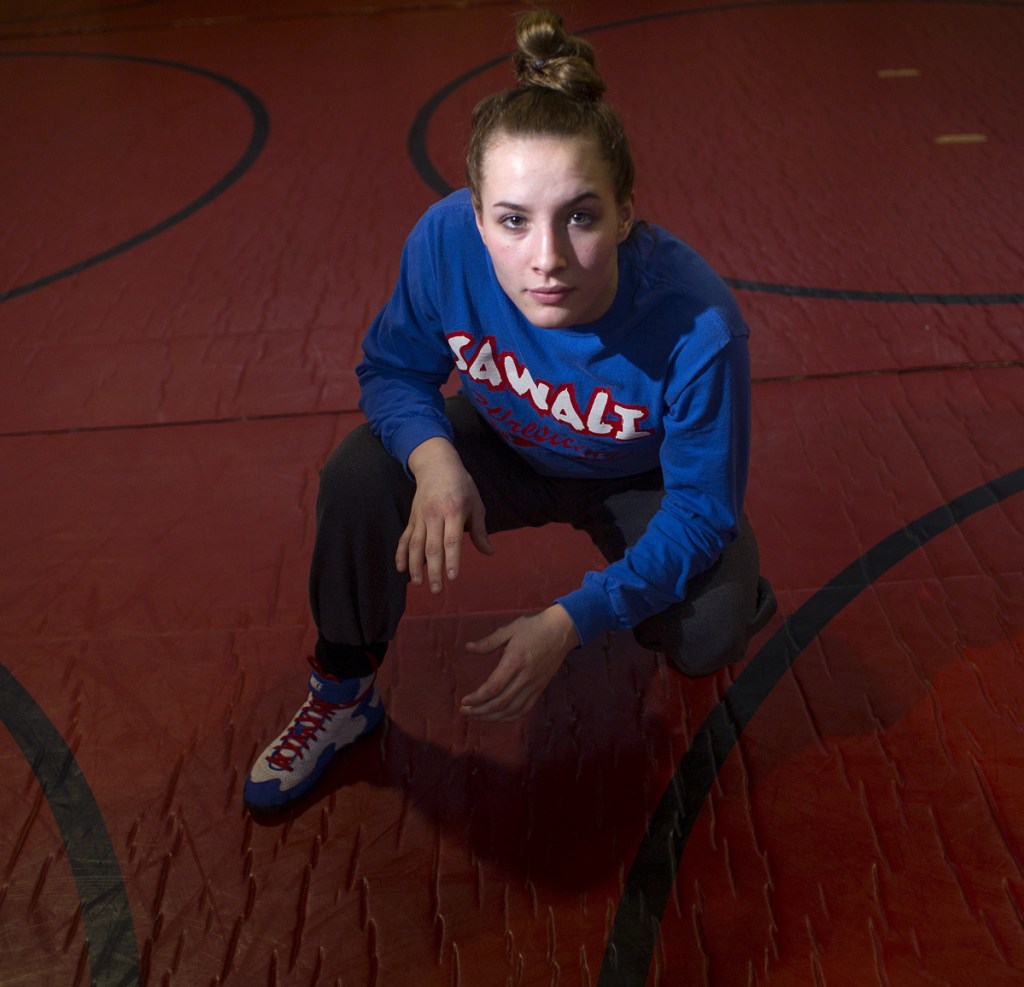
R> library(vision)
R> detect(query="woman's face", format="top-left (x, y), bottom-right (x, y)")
top-left (473, 134), bottom-right (634, 329)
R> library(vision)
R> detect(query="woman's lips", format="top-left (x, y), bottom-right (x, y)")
top-left (529, 286), bottom-right (572, 303)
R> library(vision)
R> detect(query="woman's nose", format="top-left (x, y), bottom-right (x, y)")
top-left (532, 225), bottom-right (568, 274)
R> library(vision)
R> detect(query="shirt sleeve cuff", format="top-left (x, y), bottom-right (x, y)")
top-left (390, 416), bottom-right (455, 473)
top-left (554, 585), bottom-right (619, 648)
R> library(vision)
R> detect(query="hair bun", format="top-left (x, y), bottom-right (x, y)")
top-left (512, 10), bottom-right (607, 102)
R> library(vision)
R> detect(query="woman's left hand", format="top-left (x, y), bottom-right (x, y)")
top-left (461, 605), bottom-right (580, 721)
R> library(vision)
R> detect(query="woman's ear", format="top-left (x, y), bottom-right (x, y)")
top-left (617, 192), bottom-right (636, 242)
top-left (472, 194), bottom-right (485, 236)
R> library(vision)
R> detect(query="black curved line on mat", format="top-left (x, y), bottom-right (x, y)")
top-left (0, 665), bottom-right (141, 987)
top-left (406, 52), bottom-right (505, 197)
top-left (597, 465), bottom-right (1024, 985)
top-left (722, 278), bottom-right (1024, 305)
top-left (0, 51), bottom-right (269, 304)
top-left (406, 0), bottom-right (1024, 306)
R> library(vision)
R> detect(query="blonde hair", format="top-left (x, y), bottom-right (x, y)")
top-left (466, 11), bottom-right (634, 208)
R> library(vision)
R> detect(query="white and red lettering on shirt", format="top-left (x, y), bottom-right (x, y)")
top-left (447, 332), bottom-right (652, 441)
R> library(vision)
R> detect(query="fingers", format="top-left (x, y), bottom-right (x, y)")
top-left (401, 439), bottom-right (488, 592)
top-left (397, 498), bottom-right (492, 593)
top-left (461, 622), bottom-right (545, 721)
top-left (461, 664), bottom-right (538, 721)
top-left (396, 520), bottom-right (444, 593)
top-left (461, 626), bottom-right (515, 715)
top-left (437, 514), bottom-right (463, 589)
top-left (395, 523), bottom-right (411, 575)
top-left (464, 625), bottom-right (507, 655)
top-left (461, 608), bottom-right (578, 722)
top-left (398, 514), bottom-right (471, 592)
top-left (468, 506), bottom-right (494, 557)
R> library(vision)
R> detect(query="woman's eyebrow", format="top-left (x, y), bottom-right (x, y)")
top-left (489, 191), bottom-right (600, 212)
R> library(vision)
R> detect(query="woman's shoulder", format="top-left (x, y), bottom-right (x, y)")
top-left (614, 223), bottom-right (748, 358)
top-left (404, 189), bottom-right (482, 263)
top-left (625, 221), bottom-right (744, 329)
top-left (627, 222), bottom-right (715, 283)
top-left (415, 188), bottom-right (477, 235)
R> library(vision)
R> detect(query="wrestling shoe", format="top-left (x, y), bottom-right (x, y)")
top-left (244, 657), bottom-right (383, 811)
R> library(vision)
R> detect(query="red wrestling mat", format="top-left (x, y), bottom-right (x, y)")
top-left (2, 2), bottom-right (1022, 984)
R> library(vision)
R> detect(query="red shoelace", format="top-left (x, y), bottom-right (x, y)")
top-left (265, 671), bottom-right (378, 772)
top-left (265, 696), bottom-right (342, 772)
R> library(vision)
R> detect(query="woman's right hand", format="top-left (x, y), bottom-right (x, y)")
top-left (397, 437), bottom-right (494, 592)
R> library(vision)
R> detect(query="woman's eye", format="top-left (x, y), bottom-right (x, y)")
top-left (500, 214), bottom-right (526, 229)
top-left (569, 211), bottom-right (593, 226)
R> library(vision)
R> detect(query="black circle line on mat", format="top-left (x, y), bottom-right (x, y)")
top-left (0, 51), bottom-right (270, 304)
top-left (407, 0), bottom-right (1024, 306)
top-left (0, 484), bottom-right (1017, 987)
top-left (0, 475), bottom-right (1016, 987)
top-left (596, 465), bottom-right (1024, 986)
top-left (0, 664), bottom-right (141, 987)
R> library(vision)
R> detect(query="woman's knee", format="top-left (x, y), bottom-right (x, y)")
top-left (633, 611), bottom-right (748, 677)
top-left (318, 425), bottom-right (408, 510)
top-left (633, 574), bottom-right (777, 677)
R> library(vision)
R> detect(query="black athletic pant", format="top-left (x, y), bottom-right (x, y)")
top-left (310, 395), bottom-right (775, 678)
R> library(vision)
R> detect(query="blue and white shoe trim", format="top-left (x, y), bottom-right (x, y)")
top-left (244, 657), bottom-right (383, 811)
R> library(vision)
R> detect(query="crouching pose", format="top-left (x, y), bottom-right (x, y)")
top-left (244, 10), bottom-right (776, 811)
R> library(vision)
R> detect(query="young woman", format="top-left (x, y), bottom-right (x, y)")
top-left (244, 11), bottom-right (776, 811)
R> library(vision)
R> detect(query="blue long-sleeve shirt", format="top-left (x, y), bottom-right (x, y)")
top-left (357, 189), bottom-right (751, 645)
